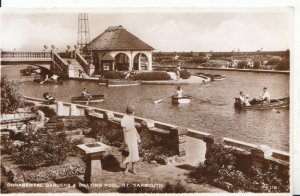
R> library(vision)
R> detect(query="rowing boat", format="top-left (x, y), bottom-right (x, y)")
top-left (234, 97), bottom-right (289, 110)
top-left (71, 94), bottom-right (105, 103)
top-left (98, 79), bottom-right (140, 87)
top-left (171, 96), bottom-right (191, 104)
top-left (33, 76), bottom-right (63, 85)
top-left (194, 73), bottom-right (226, 81)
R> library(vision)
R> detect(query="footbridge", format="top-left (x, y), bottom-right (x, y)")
top-left (1, 51), bottom-right (70, 78)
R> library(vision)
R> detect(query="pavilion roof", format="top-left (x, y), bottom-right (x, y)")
top-left (88, 25), bottom-right (154, 51)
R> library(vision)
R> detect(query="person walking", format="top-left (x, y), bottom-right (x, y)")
top-left (121, 105), bottom-right (141, 174)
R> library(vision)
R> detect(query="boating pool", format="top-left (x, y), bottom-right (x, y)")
top-left (1, 65), bottom-right (290, 151)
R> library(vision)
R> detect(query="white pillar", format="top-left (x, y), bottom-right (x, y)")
top-left (129, 52), bottom-right (133, 71)
top-left (138, 53), bottom-right (141, 70)
top-left (147, 52), bottom-right (153, 71)
top-left (70, 104), bottom-right (79, 116)
top-left (56, 101), bottom-right (64, 116)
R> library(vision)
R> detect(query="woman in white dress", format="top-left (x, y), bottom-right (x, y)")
top-left (121, 105), bottom-right (141, 174)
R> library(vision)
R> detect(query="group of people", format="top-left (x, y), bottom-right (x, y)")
top-left (238, 87), bottom-right (271, 106)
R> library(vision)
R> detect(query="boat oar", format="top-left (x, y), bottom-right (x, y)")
top-left (154, 95), bottom-right (173, 104)
top-left (186, 95), bottom-right (210, 103)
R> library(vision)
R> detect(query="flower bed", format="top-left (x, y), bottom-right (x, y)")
top-left (132, 71), bottom-right (171, 81)
top-left (189, 143), bottom-right (289, 193)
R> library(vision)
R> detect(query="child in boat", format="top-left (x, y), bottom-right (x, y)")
top-left (43, 92), bottom-right (55, 104)
top-left (238, 91), bottom-right (251, 106)
top-left (176, 86), bottom-right (184, 98)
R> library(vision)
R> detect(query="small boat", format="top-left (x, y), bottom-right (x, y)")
top-left (194, 73), bottom-right (226, 81)
top-left (20, 66), bottom-right (40, 76)
top-left (234, 97), bottom-right (289, 110)
top-left (172, 96), bottom-right (191, 104)
top-left (98, 79), bottom-right (140, 87)
top-left (71, 94), bottom-right (105, 103)
top-left (33, 76), bottom-right (63, 85)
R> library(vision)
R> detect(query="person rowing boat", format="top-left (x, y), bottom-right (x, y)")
top-left (250, 87), bottom-right (271, 105)
top-left (82, 88), bottom-right (92, 100)
top-left (176, 86), bottom-right (184, 98)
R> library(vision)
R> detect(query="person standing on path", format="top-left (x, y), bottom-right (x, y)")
top-left (121, 105), bottom-right (141, 174)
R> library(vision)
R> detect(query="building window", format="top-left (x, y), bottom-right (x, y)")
top-left (103, 63), bottom-right (110, 71)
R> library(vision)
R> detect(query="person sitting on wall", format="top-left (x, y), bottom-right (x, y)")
top-left (250, 87), bottom-right (271, 105)
top-left (43, 92), bottom-right (55, 104)
top-left (81, 88), bottom-right (92, 99)
top-left (176, 86), bottom-right (184, 98)
top-left (27, 107), bottom-right (47, 133)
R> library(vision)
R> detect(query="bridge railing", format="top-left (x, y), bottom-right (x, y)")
top-left (1, 51), bottom-right (52, 59)
top-left (52, 52), bottom-right (68, 71)
top-left (75, 51), bottom-right (90, 75)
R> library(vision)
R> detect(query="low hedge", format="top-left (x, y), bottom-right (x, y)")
top-left (132, 71), bottom-right (171, 81)
top-left (102, 71), bottom-right (123, 79)
top-left (179, 70), bottom-right (191, 79)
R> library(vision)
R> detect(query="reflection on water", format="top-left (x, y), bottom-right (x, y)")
top-left (1, 65), bottom-right (290, 151)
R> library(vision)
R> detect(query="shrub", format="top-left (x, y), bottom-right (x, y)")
top-left (189, 143), bottom-right (289, 193)
top-left (276, 59), bottom-right (290, 70)
top-left (36, 106), bottom-right (56, 118)
top-left (179, 70), bottom-right (191, 79)
top-left (267, 56), bottom-right (282, 65)
top-left (102, 71), bottom-right (123, 79)
top-left (14, 131), bottom-right (80, 168)
top-left (237, 61), bottom-right (248, 69)
top-left (1, 76), bottom-right (26, 114)
top-left (132, 71), bottom-right (171, 81)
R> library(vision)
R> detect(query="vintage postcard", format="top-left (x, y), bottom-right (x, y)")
top-left (0, 5), bottom-right (295, 195)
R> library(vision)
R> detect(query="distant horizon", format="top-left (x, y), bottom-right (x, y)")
top-left (0, 8), bottom-right (292, 52)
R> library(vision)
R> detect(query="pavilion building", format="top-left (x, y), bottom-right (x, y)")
top-left (88, 25), bottom-right (154, 75)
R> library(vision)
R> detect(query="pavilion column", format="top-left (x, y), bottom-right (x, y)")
top-left (138, 53), bottom-right (142, 70)
top-left (147, 52), bottom-right (153, 71)
top-left (129, 51), bottom-right (133, 71)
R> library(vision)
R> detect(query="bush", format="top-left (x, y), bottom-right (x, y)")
top-left (189, 143), bottom-right (289, 193)
top-left (102, 71), bottom-right (123, 79)
top-left (179, 70), bottom-right (191, 79)
top-left (36, 106), bottom-right (56, 118)
top-left (1, 76), bottom-right (26, 114)
top-left (267, 56), bottom-right (282, 65)
top-left (276, 59), bottom-right (290, 70)
top-left (237, 61), bottom-right (248, 69)
top-left (14, 131), bottom-right (81, 168)
top-left (132, 71), bottom-right (171, 81)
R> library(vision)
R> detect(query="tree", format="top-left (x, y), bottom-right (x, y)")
top-left (237, 61), bottom-right (248, 69)
top-left (1, 76), bottom-right (25, 114)
top-left (253, 61), bottom-right (261, 69)
top-left (267, 56), bottom-right (282, 65)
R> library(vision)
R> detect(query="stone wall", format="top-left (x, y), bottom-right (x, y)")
top-left (23, 96), bottom-right (289, 169)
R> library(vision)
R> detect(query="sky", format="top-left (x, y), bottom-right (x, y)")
top-left (0, 8), bottom-right (293, 52)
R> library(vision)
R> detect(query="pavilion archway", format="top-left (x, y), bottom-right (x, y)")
top-left (133, 53), bottom-right (149, 71)
top-left (114, 53), bottom-right (130, 71)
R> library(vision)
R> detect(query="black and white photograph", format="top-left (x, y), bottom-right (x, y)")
top-left (0, 2), bottom-right (298, 194)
